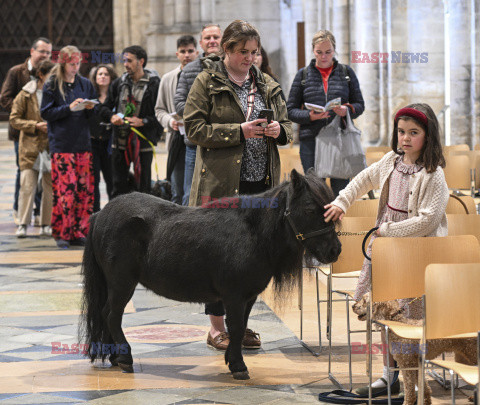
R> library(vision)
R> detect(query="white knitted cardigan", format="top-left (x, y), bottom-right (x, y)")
top-left (331, 151), bottom-right (449, 237)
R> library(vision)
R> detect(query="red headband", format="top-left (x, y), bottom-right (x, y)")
top-left (394, 108), bottom-right (428, 126)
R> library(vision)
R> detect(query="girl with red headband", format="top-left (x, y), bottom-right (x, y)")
top-left (323, 102), bottom-right (448, 395)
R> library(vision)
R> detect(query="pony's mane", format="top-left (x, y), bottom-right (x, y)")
top-left (303, 170), bottom-right (335, 207)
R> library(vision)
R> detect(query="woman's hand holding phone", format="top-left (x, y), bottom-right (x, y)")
top-left (241, 119), bottom-right (267, 139)
top-left (264, 121), bottom-right (280, 138)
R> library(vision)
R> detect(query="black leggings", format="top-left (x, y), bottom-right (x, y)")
top-left (205, 179), bottom-right (268, 316)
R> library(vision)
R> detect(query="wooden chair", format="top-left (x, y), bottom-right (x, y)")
top-left (300, 217), bottom-right (375, 359)
top-left (446, 195), bottom-right (476, 214)
top-left (279, 147), bottom-right (303, 180)
top-left (368, 235), bottom-right (480, 403)
top-left (344, 199), bottom-right (379, 217)
top-left (419, 263), bottom-right (480, 404)
top-left (451, 150), bottom-right (480, 190)
top-left (447, 214), bottom-right (480, 242)
top-left (323, 216), bottom-right (376, 390)
top-left (443, 144), bottom-right (470, 155)
top-left (443, 154), bottom-right (473, 196)
top-left (366, 146), bottom-right (390, 154)
top-left (366, 151), bottom-right (385, 166)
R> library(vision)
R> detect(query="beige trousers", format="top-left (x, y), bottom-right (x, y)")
top-left (18, 169), bottom-right (53, 226)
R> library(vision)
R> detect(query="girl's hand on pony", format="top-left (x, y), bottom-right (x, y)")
top-left (323, 204), bottom-right (344, 222)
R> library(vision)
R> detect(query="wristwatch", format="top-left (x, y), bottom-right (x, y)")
top-left (142, 118), bottom-right (148, 126)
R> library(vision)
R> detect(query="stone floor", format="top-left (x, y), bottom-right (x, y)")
top-left (0, 124), bottom-right (473, 404)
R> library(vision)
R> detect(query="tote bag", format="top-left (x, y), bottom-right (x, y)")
top-left (314, 111), bottom-right (366, 179)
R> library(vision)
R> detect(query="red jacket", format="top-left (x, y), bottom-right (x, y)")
top-left (0, 59), bottom-right (32, 141)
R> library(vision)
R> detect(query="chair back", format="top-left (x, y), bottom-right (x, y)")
top-left (279, 147), bottom-right (303, 180)
top-left (345, 199), bottom-right (379, 217)
top-left (443, 144), bottom-right (470, 154)
top-left (371, 235), bottom-right (480, 303)
top-left (366, 146), bottom-right (390, 154)
top-left (443, 154), bottom-right (471, 190)
top-left (446, 195), bottom-right (476, 214)
top-left (450, 150), bottom-right (480, 189)
top-left (366, 151), bottom-right (385, 166)
top-left (425, 263), bottom-right (480, 339)
top-left (333, 217), bottom-right (377, 275)
top-left (447, 214), bottom-right (480, 242)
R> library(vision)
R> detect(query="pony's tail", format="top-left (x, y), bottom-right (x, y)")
top-left (79, 214), bottom-right (112, 363)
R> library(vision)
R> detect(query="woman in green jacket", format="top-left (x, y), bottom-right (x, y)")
top-left (184, 19), bottom-right (292, 351)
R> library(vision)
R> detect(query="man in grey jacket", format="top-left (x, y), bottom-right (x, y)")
top-left (155, 35), bottom-right (198, 204)
top-left (174, 24), bottom-right (222, 206)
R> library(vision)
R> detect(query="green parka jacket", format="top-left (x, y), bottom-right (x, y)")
top-left (184, 58), bottom-right (293, 206)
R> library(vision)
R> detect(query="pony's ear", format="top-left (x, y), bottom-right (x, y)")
top-left (290, 169), bottom-right (305, 191)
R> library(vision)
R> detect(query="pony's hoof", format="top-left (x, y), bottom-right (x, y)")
top-left (232, 371), bottom-right (250, 380)
top-left (109, 355), bottom-right (118, 367)
top-left (118, 362), bottom-right (134, 373)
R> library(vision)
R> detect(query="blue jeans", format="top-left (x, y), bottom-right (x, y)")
top-left (171, 145), bottom-right (185, 205)
top-left (299, 138), bottom-right (349, 198)
top-left (182, 145), bottom-right (197, 206)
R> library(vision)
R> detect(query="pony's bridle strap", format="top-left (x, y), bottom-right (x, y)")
top-left (284, 187), bottom-right (335, 242)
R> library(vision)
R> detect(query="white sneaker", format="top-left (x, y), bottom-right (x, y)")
top-left (39, 225), bottom-right (52, 237)
top-left (16, 225), bottom-right (27, 238)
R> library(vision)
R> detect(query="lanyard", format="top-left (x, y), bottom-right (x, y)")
top-left (245, 76), bottom-right (257, 121)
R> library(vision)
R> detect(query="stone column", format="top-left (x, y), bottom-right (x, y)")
top-left (113, 0), bottom-right (151, 74)
top-left (146, 0), bottom-right (205, 76)
top-left (449, 0), bottom-right (473, 145)
top-left (280, 0), bottom-right (305, 93)
top-left (474, 0), bottom-right (480, 146)
top-left (213, 0), bottom-right (283, 84)
top-left (348, 0), bottom-right (381, 145)
top-left (330, 0), bottom-right (350, 65)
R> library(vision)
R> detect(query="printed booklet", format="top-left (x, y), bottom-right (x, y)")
top-left (304, 97), bottom-right (341, 113)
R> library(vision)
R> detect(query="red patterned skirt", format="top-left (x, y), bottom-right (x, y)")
top-left (50, 152), bottom-right (94, 241)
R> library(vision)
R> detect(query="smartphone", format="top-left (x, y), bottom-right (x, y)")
top-left (258, 109), bottom-right (274, 128)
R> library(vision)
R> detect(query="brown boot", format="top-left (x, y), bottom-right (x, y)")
top-left (242, 328), bottom-right (261, 349)
top-left (206, 331), bottom-right (230, 350)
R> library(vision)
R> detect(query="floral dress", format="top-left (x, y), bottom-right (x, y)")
top-left (353, 156), bottom-right (423, 319)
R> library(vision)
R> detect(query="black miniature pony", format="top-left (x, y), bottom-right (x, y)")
top-left (80, 170), bottom-right (341, 380)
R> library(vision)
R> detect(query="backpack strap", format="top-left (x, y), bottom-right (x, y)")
top-left (300, 65), bottom-right (308, 88)
top-left (339, 63), bottom-right (351, 84)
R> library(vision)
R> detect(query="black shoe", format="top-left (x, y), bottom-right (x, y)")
top-left (355, 378), bottom-right (400, 396)
top-left (70, 237), bottom-right (86, 246)
top-left (56, 239), bottom-right (70, 249)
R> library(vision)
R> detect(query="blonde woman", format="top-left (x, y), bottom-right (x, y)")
top-left (287, 30), bottom-right (365, 197)
top-left (40, 46), bottom-right (96, 249)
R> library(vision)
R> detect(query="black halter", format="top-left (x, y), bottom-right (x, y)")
top-left (284, 187), bottom-right (335, 242)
